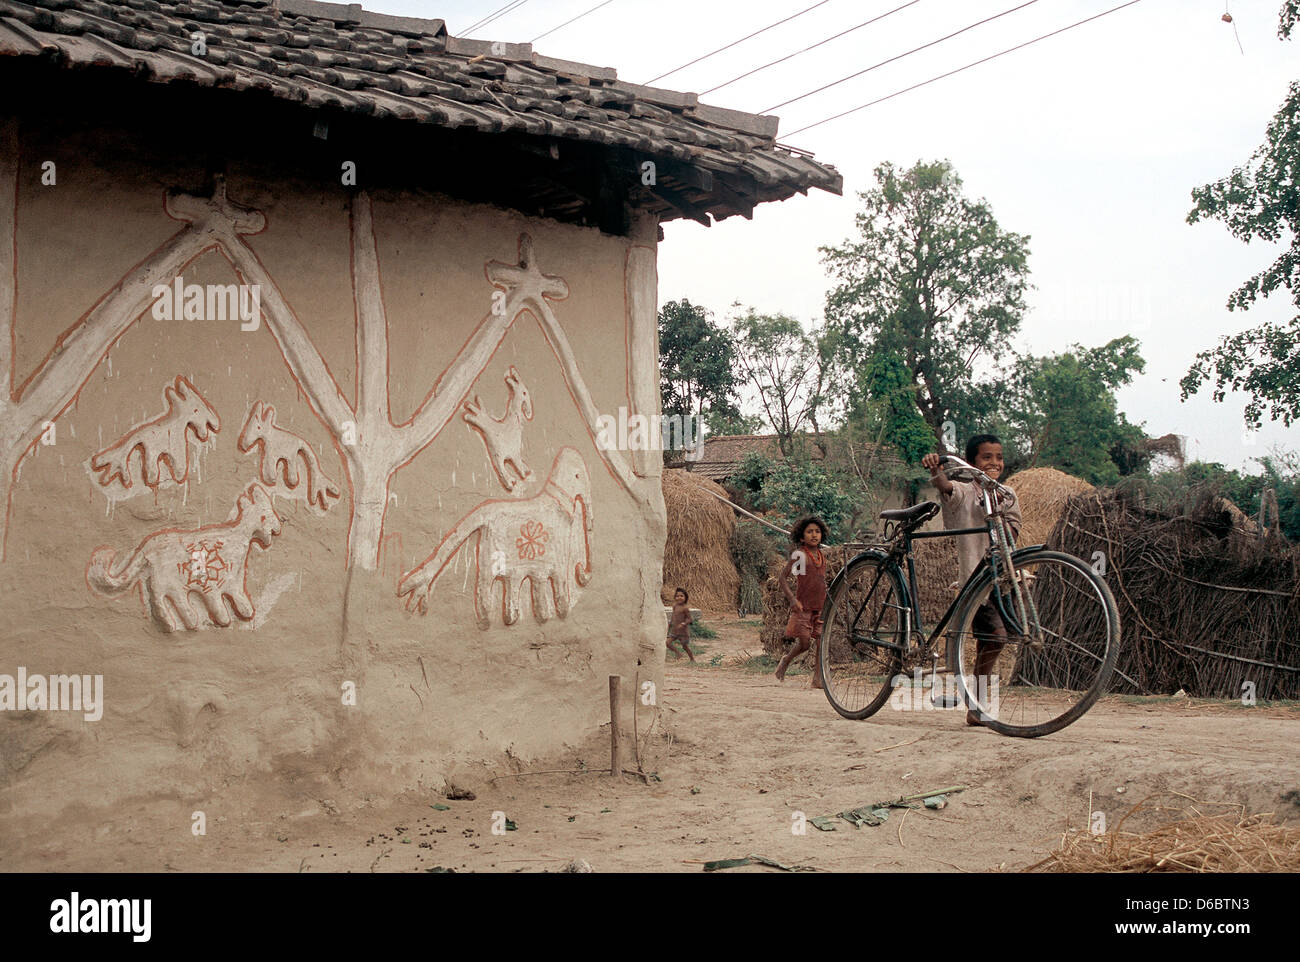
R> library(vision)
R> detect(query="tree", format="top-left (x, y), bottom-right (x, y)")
top-left (822, 160), bottom-right (1031, 447)
top-left (730, 309), bottom-right (839, 456)
top-left (1007, 336), bottom-right (1147, 485)
top-left (855, 353), bottom-right (935, 465)
top-left (1180, 8), bottom-right (1300, 427)
top-left (755, 459), bottom-right (855, 543)
top-left (658, 299), bottom-right (739, 421)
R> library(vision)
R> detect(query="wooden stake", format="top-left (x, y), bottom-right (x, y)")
top-left (609, 675), bottom-right (622, 778)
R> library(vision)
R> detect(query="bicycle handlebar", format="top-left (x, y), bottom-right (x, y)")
top-left (938, 454), bottom-right (1015, 501)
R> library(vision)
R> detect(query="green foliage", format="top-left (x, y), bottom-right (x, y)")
top-left (1181, 15), bottom-right (1300, 428)
top-left (689, 620), bottom-right (716, 639)
top-left (704, 408), bottom-right (764, 437)
top-left (1008, 336), bottom-right (1148, 485)
top-left (728, 449), bottom-right (774, 495)
top-left (1140, 454), bottom-right (1300, 541)
top-left (858, 353), bottom-right (935, 465)
top-left (822, 159), bottom-right (1031, 442)
top-left (755, 459), bottom-right (855, 543)
top-left (658, 299), bottom-right (740, 420)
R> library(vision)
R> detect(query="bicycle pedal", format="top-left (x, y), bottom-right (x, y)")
top-left (930, 693), bottom-right (962, 709)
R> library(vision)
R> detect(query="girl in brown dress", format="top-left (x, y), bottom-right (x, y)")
top-left (775, 516), bottom-right (829, 688)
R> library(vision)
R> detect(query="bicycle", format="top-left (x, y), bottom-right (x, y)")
top-left (817, 455), bottom-right (1120, 737)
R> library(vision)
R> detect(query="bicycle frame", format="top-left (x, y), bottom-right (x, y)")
top-left (830, 458), bottom-right (1043, 663)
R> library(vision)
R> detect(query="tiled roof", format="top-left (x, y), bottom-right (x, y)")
top-left (0, 0), bottom-right (842, 224)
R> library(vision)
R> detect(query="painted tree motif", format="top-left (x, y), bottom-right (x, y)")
top-left (214, 189), bottom-right (646, 571)
top-left (0, 117), bottom-right (263, 558)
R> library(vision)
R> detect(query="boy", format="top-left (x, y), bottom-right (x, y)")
top-left (667, 587), bottom-right (695, 661)
top-left (774, 516), bottom-right (829, 688)
top-left (921, 435), bottom-right (1022, 727)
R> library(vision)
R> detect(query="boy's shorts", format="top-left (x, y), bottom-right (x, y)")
top-left (784, 608), bottom-right (824, 642)
top-left (972, 601), bottom-right (1005, 645)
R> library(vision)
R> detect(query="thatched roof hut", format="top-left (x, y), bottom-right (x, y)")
top-left (662, 469), bottom-right (741, 611)
top-left (1047, 488), bottom-right (1299, 699)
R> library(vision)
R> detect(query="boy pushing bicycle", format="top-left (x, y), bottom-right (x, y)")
top-left (922, 434), bottom-right (1022, 727)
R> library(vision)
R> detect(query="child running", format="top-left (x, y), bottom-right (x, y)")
top-left (921, 434), bottom-right (1022, 727)
top-left (774, 516), bottom-right (829, 688)
top-left (666, 587), bottom-right (695, 661)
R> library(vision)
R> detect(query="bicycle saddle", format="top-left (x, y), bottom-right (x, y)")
top-left (878, 501), bottom-right (940, 525)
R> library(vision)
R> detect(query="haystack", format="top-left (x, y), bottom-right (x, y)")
top-left (661, 469), bottom-right (741, 611)
top-left (1005, 467), bottom-right (1094, 547)
top-left (1029, 799), bottom-right (1300, 873)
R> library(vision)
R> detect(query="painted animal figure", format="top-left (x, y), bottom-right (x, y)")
top-left (398, 448), bottom-right (593, 628)
top-left (463, 366), bottom-right (534, 492)
top-left (89, 376), bottom-right (220, 490)
top-left (86, 483), bottom-right (282, 631)
top-left (237, 401), bottom-right (341, 512)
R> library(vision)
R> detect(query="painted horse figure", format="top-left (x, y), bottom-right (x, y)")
top-left (463, 366), bottom-right (534, 492)
top-left (237, 400), bottom-right (341, 512)
top-left (86, 483), bottom-right (282, 631)
top-left (89, 375), bottom-right (220, 490)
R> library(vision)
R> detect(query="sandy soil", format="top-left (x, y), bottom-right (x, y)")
top-left (6, 613), bottom-right (1298, 873)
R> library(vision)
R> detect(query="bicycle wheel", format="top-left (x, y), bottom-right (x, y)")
top-left (954, 550), bottom-right (1119, 737)
top-left (818, 552), bottom-right (908, 720)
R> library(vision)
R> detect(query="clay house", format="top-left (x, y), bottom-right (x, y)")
top-left (0, 0), bottom-right (840, 829)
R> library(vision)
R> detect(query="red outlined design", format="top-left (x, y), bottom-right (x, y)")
top-left (397, 448), bottom-right (594, 629)
top-left (463, 365), bottom-right (533, 492)
top-left (88, 376), bottom-right (220, 492)
top-left (515, 520), bottom-right (548, 560)
top-left (237, 400), bottom-right (341, 513)
top-left (85, 482), bottom-right (282, 631)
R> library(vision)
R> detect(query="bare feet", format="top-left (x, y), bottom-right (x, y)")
top-left (966, 710), bottom-right (984, 727)
top-left (775, 657), bottom-right (789, 682)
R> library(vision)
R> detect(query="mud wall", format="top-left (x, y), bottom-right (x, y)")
top-left (0, 113), bottom-right (666, 829)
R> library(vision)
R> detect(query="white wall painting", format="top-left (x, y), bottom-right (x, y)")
top-left (397, 448), bottom-right (593, 628)
top-left (463, 365), bottom-right (533, 493)
top-left (85, 483), bottom-right (282, 631)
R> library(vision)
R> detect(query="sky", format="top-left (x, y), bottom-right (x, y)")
top-left (366, 0), bottom-right (1296, 470)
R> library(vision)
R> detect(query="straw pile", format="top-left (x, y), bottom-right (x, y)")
top-left (661, 469), bottom-right (741, 611)
top-left (1028, 799), bottom-right (1300, 873)
top-left (1043, 486), bottom-right (1300, 698)
top-left (1005, 467), bottom-right (1093, 547)
top-left (761, 537), bottom-right (958, 656)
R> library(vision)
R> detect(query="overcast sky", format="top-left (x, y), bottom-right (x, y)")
top-left (369, 0), bottom-right (1297, 470)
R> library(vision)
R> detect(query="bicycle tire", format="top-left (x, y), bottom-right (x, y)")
top-left (954, 549), bottom-right (1119, 737)
top-left (818, 551), bottom-right (908, 720)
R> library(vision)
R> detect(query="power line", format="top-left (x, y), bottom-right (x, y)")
top-left (765, 0), bottom-right (1040, 113)
top-left (645, 0), bottom-right (835, 85)
top-left (532, 0), bottom-right (617, 43)
top-left (463, 0), bottom-right (532, 37)
top-left (783, 0), bottom-right (1144, 137)
top-left (702, 0), bottom-right (921, 96)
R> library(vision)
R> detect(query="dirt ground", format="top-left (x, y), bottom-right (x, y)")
top-left (6, 613), bottom-right (1299, 873)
